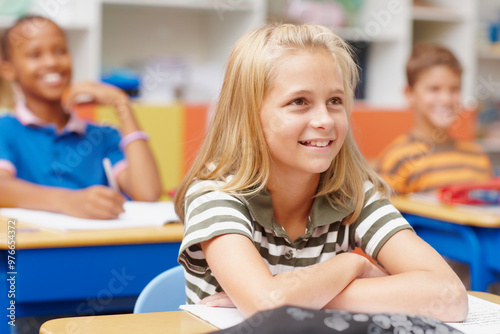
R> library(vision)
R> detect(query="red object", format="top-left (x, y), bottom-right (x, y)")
top-left (438, 178), bottom-right (500, 205)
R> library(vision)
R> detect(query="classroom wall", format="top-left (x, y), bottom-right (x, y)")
top-left (351, 106), bottom-right (477, 161)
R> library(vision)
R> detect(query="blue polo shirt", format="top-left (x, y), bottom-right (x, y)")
top-left (0, 112), bottom-right (126, 190)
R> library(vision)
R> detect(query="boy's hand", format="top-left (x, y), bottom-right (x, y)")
top-left (61, 185), bottom-right (126, 220)
top-left (63, 81), bottom-right (129, 113)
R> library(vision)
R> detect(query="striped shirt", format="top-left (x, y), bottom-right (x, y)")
top-left (376, 135), bottom-right (493, 194)
top-left (178, 179), bottom-right (412, 304)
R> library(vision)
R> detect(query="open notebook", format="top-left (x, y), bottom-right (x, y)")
top-left (0, 201), bottom-right (179, 230)
top-left (180, 295), bottom-right (500, 333)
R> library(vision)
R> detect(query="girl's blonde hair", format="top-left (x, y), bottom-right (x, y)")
top-left (175, 24), bottom-right (389, 223)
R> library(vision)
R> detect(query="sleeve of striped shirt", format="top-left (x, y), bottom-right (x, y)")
top-left (178, 181), bottom-right (254, 275)
top-left (349, 183), bottom-right (414, 260)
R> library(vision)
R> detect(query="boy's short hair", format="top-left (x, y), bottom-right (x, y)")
top-left (406, 43), bottom-right (462, 87)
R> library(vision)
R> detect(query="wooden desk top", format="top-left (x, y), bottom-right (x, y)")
top-left (0, 217), bottom-right (184, 249)
top-left (39, 311), bottom-right (218, 334)
top-left (468, 291), bottom-right (500, 304)
top-left (391, 195), bottom-right (500, 228)
top-left (38, 292), bottom-right (500, 334)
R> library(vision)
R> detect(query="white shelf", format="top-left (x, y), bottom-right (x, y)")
top-left (0, 16), bottom-right (16, 28)
top-left (6, 0), bottom-right (490, 107)
top-left (478, 51), bottom-right (500, 60)
top-left (412, 6), bottom-right (467, 22)
top-left (102, 0), bottom-right (255, 11)
top-left (331, 27), bottom-right (402, 43)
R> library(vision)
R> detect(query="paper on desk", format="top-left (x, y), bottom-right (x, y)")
top-left (446, 295), bottom-right (500, 334)
top-left (179, 304), bottom-right (245, 329)
top-left (0, 201), bottom-right (179, 230)
top-left (180, 296), bottom-right (500, 332)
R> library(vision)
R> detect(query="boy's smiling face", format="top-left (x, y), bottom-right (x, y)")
top-left (406, 65), bottom-right (461, 131)
top-left (2, 20), bottom-right (72, 104)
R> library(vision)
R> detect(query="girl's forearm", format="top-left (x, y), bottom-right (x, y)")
top-left (323, 271), bottom-right (468, 322)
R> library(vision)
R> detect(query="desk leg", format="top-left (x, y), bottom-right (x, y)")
top-left (402, 214), bottom-right (488, 292)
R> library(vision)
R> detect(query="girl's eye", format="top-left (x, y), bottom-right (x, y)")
top-left (328, 97), bottom-right (342, 105)
top-left (290, 98), bottom-right (306, 106)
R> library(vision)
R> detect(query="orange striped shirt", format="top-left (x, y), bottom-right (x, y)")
top-left (376, 135), bottom-right (493, 194)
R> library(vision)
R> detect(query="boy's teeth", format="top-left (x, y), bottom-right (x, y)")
top-left (44, 73), bottom-right (61, 83)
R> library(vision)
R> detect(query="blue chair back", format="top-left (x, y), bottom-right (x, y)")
top-left (134, 265), bottom-right (186, 313)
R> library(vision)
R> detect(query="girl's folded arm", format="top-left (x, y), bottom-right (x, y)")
top-left (201, 233), bottom-right (378, 317)
top-left (324, 229), bottom-right (469, 322)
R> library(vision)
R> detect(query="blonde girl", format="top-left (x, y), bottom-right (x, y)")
top-left (175, 24), bottom-right (467, 322)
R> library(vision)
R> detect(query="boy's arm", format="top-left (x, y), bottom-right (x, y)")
top-left (64, 82), bottom-right (162, 201)
top-left (323, 229), bottom-right (468, 322)
top-left (113, 103), bottom-right (162, 201)
top-left (0, 170), bottom-right (125, 219)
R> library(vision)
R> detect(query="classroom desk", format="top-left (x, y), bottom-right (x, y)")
top-left (39, 310), bottom-right (218, 334)
top-left (38, 292), bottom-right (500, 334)
top-left (0, 217), bottom-right (183, 334)
top-left (392, 195), bottom-right (500, 292)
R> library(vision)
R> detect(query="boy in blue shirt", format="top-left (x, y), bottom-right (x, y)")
top-left (0, 16), bottom-right (162, 219)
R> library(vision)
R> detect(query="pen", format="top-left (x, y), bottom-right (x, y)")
top-left (102, 157), bottom-right (120, 192)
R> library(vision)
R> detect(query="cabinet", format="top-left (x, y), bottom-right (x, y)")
top-left (268, 0), bottom-right (499, 108)
top-left (2, 0), bottom-right (497, 107)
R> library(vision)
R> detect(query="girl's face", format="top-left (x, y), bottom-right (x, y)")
top-left (4, 20), bottom-right (72, 104)
top-left (259, 50), bottom-right (348, 180)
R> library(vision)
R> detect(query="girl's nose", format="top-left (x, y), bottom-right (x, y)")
top-left (310, 105), bottom-right (335, 130)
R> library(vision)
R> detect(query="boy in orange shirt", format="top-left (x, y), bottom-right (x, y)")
top-left (376, 44), bottom-right (493, 194)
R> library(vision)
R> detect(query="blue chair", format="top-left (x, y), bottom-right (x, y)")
top-left (134, 265), bottom-right (186, 313)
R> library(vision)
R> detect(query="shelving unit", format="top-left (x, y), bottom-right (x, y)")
top-left (1, 0), bottom-right (497, 108)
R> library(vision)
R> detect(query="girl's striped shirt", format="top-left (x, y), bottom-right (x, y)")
top-left (178, 180), bottom-right (412, 304)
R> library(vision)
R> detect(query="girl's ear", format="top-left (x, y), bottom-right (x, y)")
top-left (1, 61), bottom-right (17, 82)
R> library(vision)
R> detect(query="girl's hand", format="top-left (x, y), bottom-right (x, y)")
top-left (60, 185), bottom-right (126, 219)
top-left (198, 292), bottom-right (236, 308)
top-left (63, 81), bottom-right (129, 113)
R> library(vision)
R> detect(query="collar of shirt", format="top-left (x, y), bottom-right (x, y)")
top-left (15, 102), bottom-right (87, 135)
top-left (242, 187), bottom-right (354, 231)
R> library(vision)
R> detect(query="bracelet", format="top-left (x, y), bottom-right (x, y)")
top-left (119, 131), bottom-right (150, 151)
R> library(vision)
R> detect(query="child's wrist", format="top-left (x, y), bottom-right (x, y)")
top-left (119, 131), bottom-right (150, 151)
